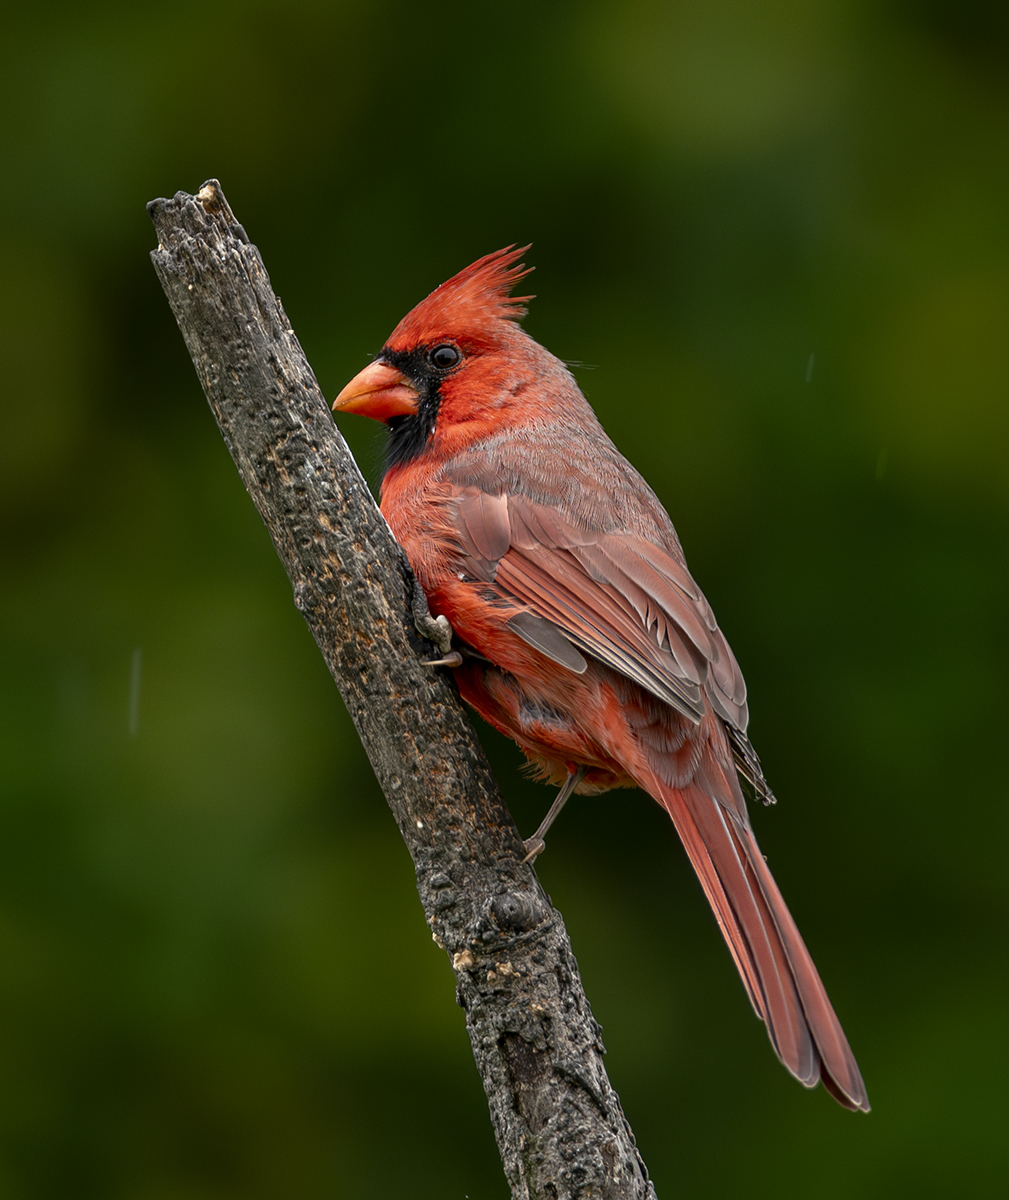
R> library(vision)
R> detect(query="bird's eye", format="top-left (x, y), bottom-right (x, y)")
top-left (428, 343), bottom-right (462, 371)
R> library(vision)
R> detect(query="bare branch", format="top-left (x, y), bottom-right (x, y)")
top-left (147, 180), bottom-right (656, 1200)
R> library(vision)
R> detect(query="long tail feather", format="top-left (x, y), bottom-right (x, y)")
top-left (648, 773), bottom-right (869, 1111)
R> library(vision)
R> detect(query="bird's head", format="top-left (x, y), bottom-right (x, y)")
top-left (333, 246), bottom-right (542, 470)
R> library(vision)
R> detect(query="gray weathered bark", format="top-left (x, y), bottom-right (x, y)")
top-left (147, 180), bottom-right (657, 1200)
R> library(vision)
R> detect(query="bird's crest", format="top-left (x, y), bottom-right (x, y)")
top-left (387, 246), bottom-right (534, 348)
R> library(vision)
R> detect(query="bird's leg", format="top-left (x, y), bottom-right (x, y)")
top-left (521, 765), bottom-right (588, 864)
top-left (412, 580), bottom-right (464, 667)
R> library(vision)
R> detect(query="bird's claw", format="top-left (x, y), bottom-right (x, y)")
top-left (419, 613), bottom-right (454, 654)
top-left (422, 649), bottom-right (465, 668)
top-left (412, 580), bottom-right (459, 666)
top-left (520, 837), bottom-right (545, 865)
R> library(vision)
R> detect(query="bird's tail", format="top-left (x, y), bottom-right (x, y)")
top-left (647, 770), bottom-right (869, 1111)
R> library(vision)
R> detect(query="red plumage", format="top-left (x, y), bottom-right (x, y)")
top-left (333, 247), bottom-right (869, 1111)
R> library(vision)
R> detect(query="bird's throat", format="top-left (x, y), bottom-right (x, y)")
top-left (385, 396), bottom-right (439, 472)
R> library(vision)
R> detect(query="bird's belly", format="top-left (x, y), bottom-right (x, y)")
top-left (451, 652), bottom-right (639, 794)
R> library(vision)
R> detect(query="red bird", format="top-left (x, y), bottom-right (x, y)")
top-left (333, 247), bottom-right (869, 1111)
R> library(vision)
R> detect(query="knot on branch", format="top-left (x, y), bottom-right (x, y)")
top-left (491, 890), bottom-right (545, 932)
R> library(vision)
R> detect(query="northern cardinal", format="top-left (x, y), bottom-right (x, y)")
top-left (333, 247), bottom-right (868, 1111)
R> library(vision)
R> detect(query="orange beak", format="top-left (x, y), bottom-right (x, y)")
top-left (332, 360), bottom-right (419, 423)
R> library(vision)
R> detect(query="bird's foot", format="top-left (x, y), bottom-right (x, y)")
top-left (520, 836), bottom-right (546, 865)
top-left (519, 765), bottom-right (588, 865)
top-left (412, 581), bottom-right (463, 667)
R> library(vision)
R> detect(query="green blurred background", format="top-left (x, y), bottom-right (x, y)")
top-left (2, 1), bottom-right (1007, 1196)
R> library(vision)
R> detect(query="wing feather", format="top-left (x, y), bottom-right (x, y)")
top-left (505, 611), bottom-right (588, 673)
top-left (449, 486), bottom-right (750, 734)
top-left (498, 544), bottom-right (706, 720)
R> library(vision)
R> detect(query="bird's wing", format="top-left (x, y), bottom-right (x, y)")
top-left (448, 484), bottom-right (750, 736)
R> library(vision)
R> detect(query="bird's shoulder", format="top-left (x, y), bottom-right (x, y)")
top-left (440, 424), bottom-right (687, 557)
